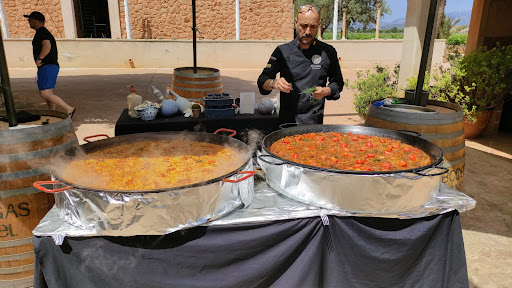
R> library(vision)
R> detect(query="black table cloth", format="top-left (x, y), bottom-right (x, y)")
top-left (33, 211), bottom-right (469, 288)
top-left (115, 109), bottom-right (281, 142)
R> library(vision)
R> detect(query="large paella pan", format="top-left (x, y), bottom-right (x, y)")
top-left (258, 125), bottom-right (448, 213)
top-left (34, 130), bottom-right (255, 236)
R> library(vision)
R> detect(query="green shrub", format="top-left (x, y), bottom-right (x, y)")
top-left (321, 32), bottom-right (403, 40)
top-left (406, 45), bottom-right (512, 123)
top-left (406, 63), bottom-right (476, 121)
top-left (350, 65), bottom-right (399, 119)
top-left (406, 72), bottom-right (431, 91)
top-left (349, 33), bottom-right (403, 40)
top-left (447, 34), bottom-right (467, 46)
top-left (458, 45), bottom-right (512, 117)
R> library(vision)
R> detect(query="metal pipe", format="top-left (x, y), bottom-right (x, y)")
top-left (0, 35), bottom-right (17, 127)
top-left (123, 0), bottom-right (131, 39)
top-left (332, 0), bottom-right (339, 40)
top-left (192, 0), bottom-right (197, 73)
top-left (414, 0), bottom-right (438, 106)
top-left (235, 0), bottom-right (240, 40)
top-left (0, 0), bottom-right (9, 38)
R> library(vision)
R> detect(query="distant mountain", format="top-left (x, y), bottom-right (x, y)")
top-left (446, 10), bottom-right (472, 27)
top-left (330, 19), bottom-right (398, 30)
top-left (380, 18), bottom-right (405, 30)
top-left (328, 9), bottom-right (471, 31)
top-left (380, 9), bottom-right (472, 30)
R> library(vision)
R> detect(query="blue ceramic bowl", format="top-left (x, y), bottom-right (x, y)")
top-left (138, 106), bottom-right (159, 121)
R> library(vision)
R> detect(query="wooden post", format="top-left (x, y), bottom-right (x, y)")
top-left (342, 8), bottom-right (347, 40)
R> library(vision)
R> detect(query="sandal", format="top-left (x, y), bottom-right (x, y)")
top-left (69, 108), bottom-right (76, 119)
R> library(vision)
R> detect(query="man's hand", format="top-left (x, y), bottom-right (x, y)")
top-left (312, 87), bottom-right (331, 100)
top-left (273, 77), bottom-right (292, 93)
top-left (35, 59), bottom-right (43, 67)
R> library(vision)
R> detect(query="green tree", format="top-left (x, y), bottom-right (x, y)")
top-left (437, 13), bottom-right (461, 39)
top-left (294, 0), bottom-right (391, 39)
top-left (343, 0), bottom-right (391, 36)
top-left (435, 0), bottom-right (447, 38)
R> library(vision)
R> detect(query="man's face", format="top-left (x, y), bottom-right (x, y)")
top-left (27, 18), bottom-right (37, 29)
top-left (295, 10), bottom-right (320, 47)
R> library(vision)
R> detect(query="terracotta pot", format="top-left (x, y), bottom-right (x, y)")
top-left (464, 110), bottom-right (490, 139)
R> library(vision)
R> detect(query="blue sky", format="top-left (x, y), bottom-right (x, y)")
top-left (383, 0), bottom-right (474, 22)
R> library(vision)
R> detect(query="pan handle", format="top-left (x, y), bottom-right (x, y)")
top-left (33, 180), bottom-right (72, 193)
top-left (412, 166), bottom-right (449, 177)
top-left (83, 134), bottom-right (110, 143)
top-left (257, 154), bottom-right (286, 166)
top-left (396, 130), bottom-right (422, 137)
top-left (222, 171), bottom-right (255, 183)
top-left (214, 128), bottom-right (237, 137)
top-left (279, 123), bottom-right (298, 129)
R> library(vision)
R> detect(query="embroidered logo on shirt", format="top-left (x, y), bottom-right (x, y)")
top-left (311, 55), bottom-right (322, 70)
top-left (312, 55), bottom-right (322, 64)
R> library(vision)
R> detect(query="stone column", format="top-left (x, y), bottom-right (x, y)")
top-left (397, 0), bottom-right (442, 95)
top-left (342, 8), bottom-right (347, 40)
top-left (465, 0), bottom-right (489, 54)
top-left (0, 0), bottom-right (9, 38)
top-left (60, 0), bottom-right (77, 38)
top-left (375, 2), bottom-right (382, 39)
top-left (108, 0), bottom-right (122, 39)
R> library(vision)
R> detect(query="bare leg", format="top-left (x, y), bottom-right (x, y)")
top-left (39, 89), bottom-right (74, 114)
top-left (46, 100), bottom-right (56, 110)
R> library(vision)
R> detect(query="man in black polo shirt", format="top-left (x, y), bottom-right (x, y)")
top-left (24, 11), bottom-right (75, 118)
top-left (257, 5), bottom-right (344, 125)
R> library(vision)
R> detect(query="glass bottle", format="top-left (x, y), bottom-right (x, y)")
top-left (127, 84), bottom-right (142, 118)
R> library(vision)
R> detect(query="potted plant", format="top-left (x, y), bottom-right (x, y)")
top-left (455, 45), bottom-right (512, 137)
top-left (408, 45), bottom-right (512, 138)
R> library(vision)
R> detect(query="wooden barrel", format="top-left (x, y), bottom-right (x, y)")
top-left (0, 110), bottom-right (78, 287)
top-left (365, 100), bottom-right (465, 190)
top-left (170, 67), bottom-right (223, 103)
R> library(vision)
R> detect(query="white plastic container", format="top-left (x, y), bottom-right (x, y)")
top-left (240, 92), bottom-right (255, 114)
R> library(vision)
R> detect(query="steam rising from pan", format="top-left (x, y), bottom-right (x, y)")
top-left (50, 131), bottom-right (253, 192)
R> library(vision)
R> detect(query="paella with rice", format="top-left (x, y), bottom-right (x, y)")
top-left (61, 139), bottom-right (247, 190)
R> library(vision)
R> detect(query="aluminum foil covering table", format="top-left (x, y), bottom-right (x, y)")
top-left (33, 180), bottom-right (475, 245)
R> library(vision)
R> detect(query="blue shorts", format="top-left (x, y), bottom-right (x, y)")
top-left (37, 64), bottom-right (59, 90)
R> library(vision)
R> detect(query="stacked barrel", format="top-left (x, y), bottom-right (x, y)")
top-left (0, 110), bottom-right (78, 287)
top-left (366, 100), bottom-right (465, 190)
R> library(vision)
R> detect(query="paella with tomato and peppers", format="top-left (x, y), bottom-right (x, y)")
top-left (269, 132), bottom-right (432, 172)
top-left (61, 139), bottom-right (248, 191)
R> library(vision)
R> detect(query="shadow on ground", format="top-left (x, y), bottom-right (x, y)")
top-left (460, 146), bottom-right (512, 238)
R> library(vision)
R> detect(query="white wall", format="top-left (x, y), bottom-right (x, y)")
top-left (3, 39), bottom-right (445, 70)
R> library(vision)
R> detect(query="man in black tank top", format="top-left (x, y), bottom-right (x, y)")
top-left (24, 11), bottom-right (76, 118)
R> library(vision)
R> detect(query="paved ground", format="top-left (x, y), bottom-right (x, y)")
top-left (3, 68), bottom-right (512, 288)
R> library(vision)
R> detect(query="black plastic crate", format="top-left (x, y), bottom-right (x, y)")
top-left (204, 97), bottom-right (233, 106)
top-left (205, 108), bottom-right (235, 118)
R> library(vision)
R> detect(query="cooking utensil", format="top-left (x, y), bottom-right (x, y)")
top-left (257, 124), bottom-right (448, 212)
top-left (32, 129), bottom-right (256, 235)
top-left (260, 124), bottom-right (445, 174)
